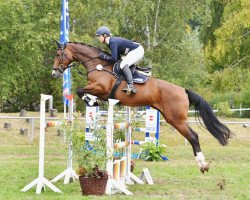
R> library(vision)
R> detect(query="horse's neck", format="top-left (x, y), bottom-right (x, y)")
top-left (71, 44), bottom-right (98, 61)
top-left (70, 43), bottom-right (113, 72)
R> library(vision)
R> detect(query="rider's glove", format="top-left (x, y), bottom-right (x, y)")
top-left (98, 52), bottom-right (108, 60)
top-left (98, 52), bottom-right (115, 63)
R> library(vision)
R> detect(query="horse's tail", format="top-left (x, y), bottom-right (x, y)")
top-left (185, 89), bottom-right (232, 146)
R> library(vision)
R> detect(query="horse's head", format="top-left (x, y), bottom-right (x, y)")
top-left (52, 41), bottom-right (74, 78)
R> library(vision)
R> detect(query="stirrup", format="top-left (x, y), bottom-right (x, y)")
top-left (137, 71), bottom-right (152, 77)
top-left (136, 66), bottom-right (152, 72)
top-left (122, 85), bottom-right (137, 95)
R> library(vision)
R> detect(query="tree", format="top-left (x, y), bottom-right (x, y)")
top-left (200, 0), bottom-right (250, 107)
top-left (0, 0), bottom-right (61, 111)
top-left (1, 0), bottom-right (248, 112)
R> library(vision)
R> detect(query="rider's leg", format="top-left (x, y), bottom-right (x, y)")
top-left (120, 45), bottom-right (144, 94)
top-left (121, 64), bottom-right (137, 94)
top-left (130, 65), bottom-right (136, 74)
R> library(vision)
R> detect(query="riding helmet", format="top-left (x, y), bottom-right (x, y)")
top-left (96, 26), bottom-right (111, 36)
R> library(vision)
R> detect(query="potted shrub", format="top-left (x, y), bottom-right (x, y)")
top-left (140, 142), bottom-right (167, 161)
top-left (65, 121), bottom-right (109, 195)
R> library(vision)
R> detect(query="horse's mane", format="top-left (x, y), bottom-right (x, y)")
top-left (68, 42), bottom-right (110, 55)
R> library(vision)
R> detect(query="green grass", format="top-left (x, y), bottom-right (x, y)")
top-left (0, 113), bottom-right (249, 200)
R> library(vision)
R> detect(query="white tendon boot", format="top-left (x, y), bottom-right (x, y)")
top-left (195, 152), bottom-right (209, 173)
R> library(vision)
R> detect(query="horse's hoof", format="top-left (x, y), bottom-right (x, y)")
top-left (200, 164), bottom-right (209, 173)
top-left (204, 164), bottom-right (209, 172)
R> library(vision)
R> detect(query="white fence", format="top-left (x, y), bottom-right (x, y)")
top-left (0, 108), bottom-right (249, 143)
top-left (188, 108), bottom-right (250, 114)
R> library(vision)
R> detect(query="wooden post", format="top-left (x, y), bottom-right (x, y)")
top-left (4, 122), bottom-right (12, 130)
top-left (49, 109), bottom-right (58, 117)
top-left (20, 109), bottom-right (27, 117)
top-left (26, 118), bottom-right (32, 124)
top-left (20, 128), bottom-right (28, 135)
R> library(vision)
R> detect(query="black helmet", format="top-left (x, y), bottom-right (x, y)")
top-left (96, 26), bottom-right (111, 36)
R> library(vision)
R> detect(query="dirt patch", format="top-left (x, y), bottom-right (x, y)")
top-left (217, 178), bottom-right (226, 190)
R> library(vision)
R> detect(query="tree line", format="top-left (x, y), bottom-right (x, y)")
top-left (0, 0), bottom-right (249, 116)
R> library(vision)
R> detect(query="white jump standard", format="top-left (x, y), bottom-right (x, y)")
top-left (20, 94), bottom-right (62, 194)
top-left (51, 95), bottom-right (78, 185)
top-left (105, 99), bottom-right (144, 196)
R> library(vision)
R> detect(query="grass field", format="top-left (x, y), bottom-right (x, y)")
top-left (0, 112), bottom-right (249, 200)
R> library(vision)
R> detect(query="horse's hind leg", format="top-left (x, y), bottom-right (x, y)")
top-left (186, 125), bottom-right (209, 173)
top-left (155, 81), bottom-right (209, 172)
top-left (168, 119), bottom-right (209, 173)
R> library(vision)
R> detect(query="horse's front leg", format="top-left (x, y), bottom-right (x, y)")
top-left (76, 82), bottom-right (104, 106)
top-left (77, 82), bottom-right (103, 96)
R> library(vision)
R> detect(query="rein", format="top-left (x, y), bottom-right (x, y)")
top-left (86, 63), bottom-right (114, 75)
top-left (76, 61), bottom-right (115, 77)
top-left (75, 54), bottom-right (115, 76)
top-left (81, 56), bottom-right (99, 65)
top-left (77, 51), bottom-right (115, 76)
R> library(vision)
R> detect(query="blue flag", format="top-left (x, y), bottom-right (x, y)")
top-left (60, 0), bottom-right (71, 105)
top-left (60, 0), bottom-right (69, 43)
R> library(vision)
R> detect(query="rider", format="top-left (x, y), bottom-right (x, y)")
top-left (95, 26), bottom-right (144, 95)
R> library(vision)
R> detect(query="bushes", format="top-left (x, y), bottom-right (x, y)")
top-left (140, 142), bottom-right (167, 161)
top-left (215, 102), bottom-right (233, 117)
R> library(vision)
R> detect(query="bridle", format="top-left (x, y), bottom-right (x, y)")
top-left (53, 44), bottom-right (115, 76)
top-left (52, 48), bottom-right (72, 73)
top-left (53, 47), bottom-right (100, 74)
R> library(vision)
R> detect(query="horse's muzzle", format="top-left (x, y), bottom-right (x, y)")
top-left (52, 69), bottom-right (63, 78)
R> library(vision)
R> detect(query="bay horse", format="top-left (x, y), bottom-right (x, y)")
top-left (52, 41), bottom-right (232, 173)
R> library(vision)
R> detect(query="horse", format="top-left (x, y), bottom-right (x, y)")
top-left (52, 41), bottom-right (232, 173)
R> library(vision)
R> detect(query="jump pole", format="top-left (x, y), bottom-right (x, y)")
top-left (20, 94), bottom-right (62, 194)
top-left (125, 106), bottom-right (144, 185)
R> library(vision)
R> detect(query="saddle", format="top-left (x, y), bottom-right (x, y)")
top-left (113, 62), bottom-right (151, 84)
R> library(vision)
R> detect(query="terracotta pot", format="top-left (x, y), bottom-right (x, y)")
top-left (79, 176), bottom-right (108, 195)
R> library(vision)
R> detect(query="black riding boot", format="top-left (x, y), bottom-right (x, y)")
top-left (121, 64), bottom-right (137, 95)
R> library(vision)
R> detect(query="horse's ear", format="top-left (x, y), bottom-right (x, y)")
top-left (54, 40), bottom-right (67, 49)
top-left (54, 40), bottom-right (62, 48)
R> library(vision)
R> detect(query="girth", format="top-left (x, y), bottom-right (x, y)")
top-left (108, 77), bottom-right (123, 100)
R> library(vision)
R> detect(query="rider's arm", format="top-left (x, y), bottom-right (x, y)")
top-left (99, 42), bottom-right (118, 63)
